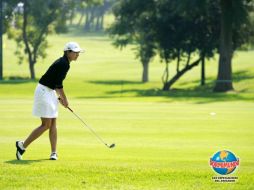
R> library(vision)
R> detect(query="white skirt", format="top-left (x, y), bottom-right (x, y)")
top-left (32, 84), bottom-right (59, 118)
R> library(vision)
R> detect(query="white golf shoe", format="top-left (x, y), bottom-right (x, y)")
top-left (50, 152), bottom-right (58, 160)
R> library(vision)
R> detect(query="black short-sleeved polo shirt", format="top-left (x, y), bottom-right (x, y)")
top-left (39, 55), bottom-right (70, 89)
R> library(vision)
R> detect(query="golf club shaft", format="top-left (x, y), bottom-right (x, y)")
top-left (67, 107), bottom-right (109, 147)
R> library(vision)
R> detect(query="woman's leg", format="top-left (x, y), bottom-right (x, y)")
top-left (49, 118), bottom-right (57, 153)
top-left (23, 118), bottom-right (52, 148)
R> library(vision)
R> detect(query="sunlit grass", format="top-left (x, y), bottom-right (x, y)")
top-left (0, 33), bottom-right (254, 190)
top-left (0, 99), bottom-right (254, 190)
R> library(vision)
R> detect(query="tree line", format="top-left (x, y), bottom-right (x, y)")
top-left (108, 0), bottom-right (254, 92)
top-left (2, 0), bottom-right (115, 79)
top-left (1, 0), bottom-right (254, 93)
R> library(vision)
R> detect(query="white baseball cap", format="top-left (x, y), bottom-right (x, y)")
top-left (64, 42), bottom-right (84, 53)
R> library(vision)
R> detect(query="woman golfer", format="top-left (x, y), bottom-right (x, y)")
top-left (16, 42), bottom-right (83, 160)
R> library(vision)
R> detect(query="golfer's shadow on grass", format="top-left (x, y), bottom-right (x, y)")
top-left (5, 159), bottom-right (49, 165)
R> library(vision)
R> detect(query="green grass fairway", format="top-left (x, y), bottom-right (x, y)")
top-left (1, 99), bottom-right (254, 190)
top-left (1, 34), bottom-right (254, 189)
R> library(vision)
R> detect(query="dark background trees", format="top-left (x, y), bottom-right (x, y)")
top-left (1, 0), bottom-right (253, 93)
top-left (82, 0), bottom-right (115, 32)
top-left (108, 0), bottom-right (254, 92)
top-left (1, 0), bottom-right (116, 79)
top-left (214, 0), bottom-right (254, 92)
top-left (0, 0), bottom-right (3, 79)
top-left (108, 0), bottom-right (157, 83)
top-left (70, 0), bottom-right (116, 32)
top-left (3, 0), bottom-right (73, 79)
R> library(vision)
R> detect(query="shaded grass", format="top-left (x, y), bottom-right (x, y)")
top-left (0, 77), bottom-right (37, 84)
top-left (2, 37), bottom-right (254, 103)
top-left (2, 34), bottom-right (254, 102)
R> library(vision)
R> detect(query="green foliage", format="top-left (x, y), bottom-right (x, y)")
top-left (2, 0), bottom-right (19, 33)
top-left (228, 0), bottom-right (254, 50)
top-left (108, 0), bottom-right (254, 90)
top-left (108, 0), bottom-right (157, 82)
top-left (14, 41), bottom-right (24, 65)
top-left (4, 0), bottom-right (72, 78)
top-left (108, 0), bottom-right (221, 87)
top-left (81, 0), bottom-right (116, 32)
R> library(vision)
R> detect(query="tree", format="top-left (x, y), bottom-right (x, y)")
top-left (214, 0), bottom-right (254, 92)
top-left (82, 0), bottom-right (115, 32)
top-left (155, 0), bottom-right (221, 90)
top-left (0, 0), bottom-right (3, 80)
top-left (6, 0), bottom-right (71, 79)
top-left (109, 0), bottom-right (254, 90)
top-left (1, 0), bottom-right (21, 80)
top-left (108, 0), bottom-right (157, 82)
top-left (108, 0), bottom-right (219, 85)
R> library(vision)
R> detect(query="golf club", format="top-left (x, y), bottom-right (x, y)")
top-left (58, 98), bottom-right (115, 148)
top-left (60, 100), bottom-right (115, 149)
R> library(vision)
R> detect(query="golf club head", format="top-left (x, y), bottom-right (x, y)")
top-left (108, 143), bottom-right (115, 149)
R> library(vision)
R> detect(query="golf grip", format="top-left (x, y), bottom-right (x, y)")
top-left (57, 98), bottom-right (73, 112)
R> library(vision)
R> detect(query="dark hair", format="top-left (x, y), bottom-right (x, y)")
top-left (63, 50), bottom-right (72, 56)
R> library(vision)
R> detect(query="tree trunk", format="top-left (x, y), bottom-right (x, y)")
top-left (162, 58), bottom-right (201, 90)
top-left (22, 0), bottom-right (33, 79)
top-left (69, 9), bottom-right (75, 25)
top-left (95, 16), bottom-right (101, 31)
top-left (0, 0), bottom-right (3, 80)
top-left (100, 14), bottom-right (104, 30)
top-left (29, 62), bottom-right (35, 79)
top-left (84, 10), bottom-right (90, 31)
top-left (78, 9), bottom-right (85, 27)
top-left (214, 0), bottom-right (234, 92)
top-left (201, 56), bottom-right (205, 86)
top-left (142, 60), bottom-right (149, 83)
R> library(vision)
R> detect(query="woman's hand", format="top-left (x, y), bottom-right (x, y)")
top-left (56, 88), bottom-right (69, 108)
top-left (58, 97), bottom-right (69, 108)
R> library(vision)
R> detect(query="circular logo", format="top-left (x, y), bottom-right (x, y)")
top-left (210, 150), bottom-right (239, 175)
